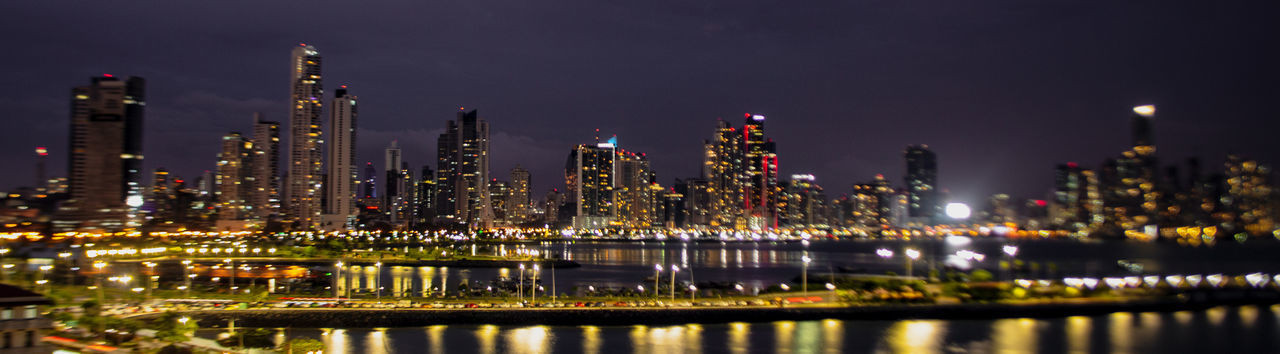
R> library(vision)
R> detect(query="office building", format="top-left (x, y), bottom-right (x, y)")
top-left (286, 43), bottom-right (323, 229)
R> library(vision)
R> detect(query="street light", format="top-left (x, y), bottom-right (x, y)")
top-left (801, 255), bottom-right (811, 297)
top-left (532, 264), bottom-right (540, 304)
top-left (654, 264), bottom-right (662, 298)
top-left (93, 261), bottom-right (107, 304)
top-left (825, 282), bottom-right (836, 301)
top-left (518, 264), bottom-right (525, 303)
top-left (670, 265), bottom-right (679, 302)
top-left (182, 260), bottom-right (193, 297)
top-left (374, 262), bottom-right (382, 299)
top-left (224, 258), bottom-right (235, 294)
top-left (904, 249), bottom-right (920, 277)
top-left (334, 261), bottom-right (344, 300)
top-left (689, 284), bottom-right (697, 302)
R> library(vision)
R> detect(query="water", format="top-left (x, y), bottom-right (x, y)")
top-left (333, 238), bottom-right (1280, 297)
top-left (247, 305), bottom-right (1280, 353)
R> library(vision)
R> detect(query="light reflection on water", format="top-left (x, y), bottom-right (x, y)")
top-left (277, 305), bottom-right (1280, 353)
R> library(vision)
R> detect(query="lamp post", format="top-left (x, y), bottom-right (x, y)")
top-left (670, 265), bottom-right (679, 302)
top-left (531, 264), bottom-right (540, 305)
top-left (518, 264), bottom-right (525, 303)
top-left (375, 262), bottom-right (382, 299)
top-left (93, 261), bottom-right (106, 305)
top-left (142, 262), bottom-right (156, 300)
top-left (801, 255), bottom-right (811, 297)
top-left (689, 284), bottom-right (697, 302)
top-left (905, 249), bottom-right (921, 278)
top-left (224, 258), bottom-right (235, 294)
top-left (825, 283), bottom-right (836, 301)
top-left (1002, 245), bottom-right (1019, 281)
top-left (182, 260), bottom-right (193, 297)
top-left (654, 264), bottom-right (662, 298)
top-left (58, 252), bottom-right (73, 286)
top-left (37, 265), bottom-right (52, 292)
top-left (0, 248), bottom-right (9, 282)
top-left (334, 261), bottom-right (344, 300)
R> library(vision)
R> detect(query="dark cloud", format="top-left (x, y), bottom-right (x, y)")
top-left (1, 0), bottom-right (1277, 205)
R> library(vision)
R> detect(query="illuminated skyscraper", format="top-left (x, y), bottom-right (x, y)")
top-left (782, 174), bottom-right (825, 228)
top-left (509, 166), bottom-right (531, 225)
top-left (287, 43), bottom-right (323, 229)
top-left (321, 87), bottom-right (357, 229)
top-left (704, 119), bottom-right (745, 228)
top-left (567, 142), bottom-right (616, 229)
top-left (436, 109), bottom-right (492, 228)
top-left (414, 165), bottom-right (436, 226)
top-left (384, 141), bottom-right (403, 224)
top-left (216, 133), bottom-right (253, 222)
top-left (742, 114), bottom-right (779, 229)
top-left (58, 75), bottom-right (146, 231)
top-left (250, 113), bottom-right (280, 218)
top-left (905, 145), bottom-right (939, 220)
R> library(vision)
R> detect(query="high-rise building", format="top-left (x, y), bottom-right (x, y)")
top-left (850, 175), bottom-right (894, 234)
top-left (567, 142), bottom-right (616, 229)
top-left (362, 162), bottom-right (377, 199)
top-left (57, 75), bottom-right (146, 231)
top-left (414, 165), bottom-right (436, 226)
top-left (742, 114), bottom-right (779, 229)
top-left (384, 141), bottom-right (403, 224)
top-left (322, 87), bottom-right (358, 228)
top-left (287, 43), bottom-right (323, 229)
top-left (616, 149), bottom-right (657, 228)
top-left (216, 132), bottom-right (253, 222)
top-left (1224, 155), bottom-right (1274, 236)
top-left (904, 145), bottom-right (939, 221)
top-left (782, 174), bottom-right (825, 228)
top-left (704, 119), bottom-right (745, 229)
top-left (250, 113), bottom-right (281, 219)
top-left (509, 166), bottom-right (531, 225)
top-left (149, 168), bottom-right (172, 221)
top-left (435, 109), bottom-right (492, 228)
top-left (489, 180), bottom-right (511, 224)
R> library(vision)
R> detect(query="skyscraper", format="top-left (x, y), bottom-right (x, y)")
top-left (58, 75), bottom-right (146, 231)
top-left (567, 142), bottom-right (616, 229)
top-left (509, 166), bottom-right (531, 225)
top-left (705, 119), bottom-right (745, 229)
top-left (287, 43), bottom-right (323, 229)
top-left (905, 145), bottom-right (939, 221)
top-left (323, 87), bottom-right (358, 229)
top-left (436, 109), bottom-right (492, 228)
top-left (250, 113), bottom-right (281, 219)
top-left (742, 114), bottom-right (779, 229)
top-left (384, 141), bottom-right (403, 224)
top-left (216, 133), bottom-right (253, 222)
top-left (414, 165), bottom-right (436, 226)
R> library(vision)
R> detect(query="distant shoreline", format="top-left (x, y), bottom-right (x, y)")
top-left (133, 290), bottom-right (1280, 328)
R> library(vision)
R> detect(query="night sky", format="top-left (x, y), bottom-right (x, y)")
top-left (3, 1), bottom-right (1277, 205)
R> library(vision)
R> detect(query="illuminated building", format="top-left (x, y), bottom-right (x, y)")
top-left (543, 188), bottom-right (564, 225)
top-left (781, 174), bottom-right (826, 228)
top-left (250, 113), bottom-right (281, 218)
top-left (615, 147), bottom-right (657, 228)
top-left (286, 43), bottom-right (324, 229)
top-left (322, 87), bottom-right (358, 229)
top-left (742, 114), bottom-right (779, 230)
top-left (489, 180), bottom-right (511, 224)
top-left (905, 145), bottom-right (939, 222)
top-left (436, 109), bottom-right (492, 228)
top-left (1224, 155), bottom-right (1275, 236)
top-left (57, 74), bottom-right (146, 232)
top-left (215, 132), bottom-right (253, 223)
top-left (148, 168), bottom-right (172, 221)
top-left (850, 175), bottom-right (893, 234)
top-left (704, 119), bottom-right (745, 228)
top-left (384, 140), bottom-right (404, 225)
top-left (414, 165), bottom-right (435, 226)
top-left (362, 162), bottom-right (377, 200)
top-left (1050, 163), bottom-right (1100, 230)
top-left (681, 178), bottom-right (712, 227)
top-left (508, 166), bottom-right (531, 225)
top-left (567, 142), bottom-right (615, 229)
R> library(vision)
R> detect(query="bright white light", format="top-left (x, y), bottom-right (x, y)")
top-left (1002, 245), bottom-right (1018, 257)
top-left (905, 249), bottom-right (921, 260)
top-left (126, 195), bottom-right (144, 208)
top-left (944, 203), bottom-right (971, 219)
top-left (1133, 105), bottom-right (1155, 117)
top-left (875, 248), bottom-right (894, 258)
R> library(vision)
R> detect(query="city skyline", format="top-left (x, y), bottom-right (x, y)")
top-left (2, 2), bottom-right (1278, 207)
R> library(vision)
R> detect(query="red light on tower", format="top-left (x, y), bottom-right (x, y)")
top-left (102, 74), bottom-right (113, 78)
top-left (744, 113), bottom-right (751, 118)
top-left (35, 147), bottom-right (48, 156)
top-left (1067, 162), bottom-right (1078, 168)
top-left (340, 85), bottom-right (348, 89)
top-left (1034, 200), bottom-right (1047, 207)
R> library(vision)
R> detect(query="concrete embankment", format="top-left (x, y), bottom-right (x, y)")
top-left (135, 290), bottom-right (1280, 328)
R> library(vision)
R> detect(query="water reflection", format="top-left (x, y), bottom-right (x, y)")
top-left (256, 305), bottom-right (1277, 353)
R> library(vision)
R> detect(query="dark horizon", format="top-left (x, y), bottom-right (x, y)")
top-left (2, 1), bottom-right (1277, 205)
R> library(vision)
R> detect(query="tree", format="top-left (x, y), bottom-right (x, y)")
top-left (152, 312), bottom-right (198, 342)
top-left (281, 338), bottom-right (325, 354)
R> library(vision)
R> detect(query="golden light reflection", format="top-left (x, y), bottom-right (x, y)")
top-left (476, 325), bottom-right (499, 354)
top-left (1066, 316), bottom-right (1090, 353)
top-left (1239, 306), bottom-right (1259, 328)
top-left (581, 325), bottom-right (601, 354)
top-left (1207, 307), bottom-right (1227, 327)
top-left (992, 319), bottom-right (1037, 353)
top-left (728, 322), bottom-right (749, 354)
top-left (822, 320), bottom-right (843, 354)
top-left (325, 328), bottom-right (349, 354)
top-left (883, 320), bottom-right (944, 354)
top-left (794, 321), bottom-right (821, 353)
top-left (631, 325), bottom-right (648, 352)
top-left (428, 325), bottom-right (446, 354)
top-left (774, 321), bottom-right (796, 353)
top-left (683, 324), bottom-right (703, 354)
top-left (367, 328), bottom-right (391, 354)
top-left (1109, 312), bottom-right (1132, 353)
top-left (505, 326), bottom-right (552, 354)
